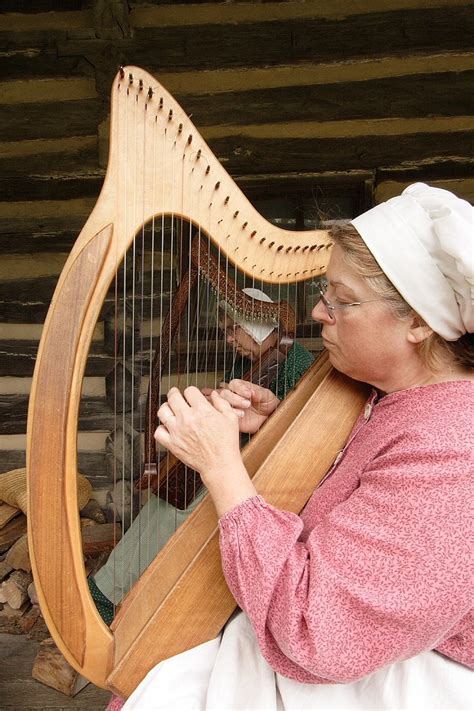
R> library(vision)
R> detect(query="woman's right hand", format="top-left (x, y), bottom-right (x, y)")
top-left (214, 380), bottom-right (280, 434)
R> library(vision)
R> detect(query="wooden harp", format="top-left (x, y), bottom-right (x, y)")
top-left (27, 66), bottom-right (369, 699)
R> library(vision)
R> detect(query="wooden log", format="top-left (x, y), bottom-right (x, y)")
top-left (0, 600), bottom-right (30, 634)
top-left (81, 522), bottom-right (122, 555)
top-left (28, 580), bottom-right (38, 606)
top-left (57, 7), bottom-right (474, 69)
top-left (17, 603), bottom-right (41, 634)
top-left (80, 499), bottom-right (107, 524)
top-left (207, 130), bottom-right (474, 176)
top-left (0, 450), bottom-right (111, 482)
top-left (5, 533), bottom-right (31, 572)
top-left (26, 611), bottom-right (50, 642)
top-left (0, 340), bottom-right (114, 378)
top-left (0, 172), bottom-right (104, 203)
top-left (0, 514), bottom-right (27, 554)
top-left (0, 570), bottom-right (32, 609)
top-left (158, 70), bottom-right (474, 128)
top-left (0, 394), bottom-right (115, 434)
top-left (32, 638), bottom-right (90, 697)
top-left (0, 100), bottom-right (101, 142)
top-left (0, 501), bottom-right (20, 528)
top-left (0, 559), bottom-right (13, 582)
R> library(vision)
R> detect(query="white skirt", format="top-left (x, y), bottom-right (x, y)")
top-left (124, 612), bottom-right (473, 711)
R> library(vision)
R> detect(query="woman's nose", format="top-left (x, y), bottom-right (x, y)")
top-left (312, 299), bottom-right (333, 324)
top-left (226, 333), bottom-right (235, 344)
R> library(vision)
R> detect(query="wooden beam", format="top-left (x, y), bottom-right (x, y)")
top-left (0, 341), bottom-right (114, 377)
top-left (130, 0), bottom-right (474, 27)
top-left (171, 71), bottom-right (474, 127)
top-left (140, 52), bottom-right (474, 95)
top-left (0, 99), bottom-right (100, 141)
top-left (0, 395), bottom-right (115, 435)
top-left (58, 7), bottom-right (474, 69)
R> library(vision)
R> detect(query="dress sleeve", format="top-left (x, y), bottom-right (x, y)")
top-left (219, 449), bottom-right (472, 683)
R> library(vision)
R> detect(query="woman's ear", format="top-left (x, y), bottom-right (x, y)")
top-left (406, 315), bottom-right (433, 344)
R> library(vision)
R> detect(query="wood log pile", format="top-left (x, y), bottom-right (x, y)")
top-left (0, 467), bottom-right (121, 696)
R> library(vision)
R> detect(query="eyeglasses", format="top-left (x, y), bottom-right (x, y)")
top-left (317, 280), bottom-right (381, 320)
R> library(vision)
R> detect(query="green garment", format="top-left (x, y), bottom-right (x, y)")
top-left (227, 341), bottom-right (314, 400)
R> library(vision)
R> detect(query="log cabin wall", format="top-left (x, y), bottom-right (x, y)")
top-left (0, 0), bottom-right (473, 488)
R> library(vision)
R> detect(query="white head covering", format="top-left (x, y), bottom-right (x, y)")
top-left (351, 182), bottom-right (473, 340)
top-left (220, 287), bottom-right (277, 345)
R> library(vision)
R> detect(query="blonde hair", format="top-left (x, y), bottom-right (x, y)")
top-left (329, 223), bottom-right (473, 371)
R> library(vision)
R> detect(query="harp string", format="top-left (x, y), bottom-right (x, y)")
top-left (93, 93), bottom-right (324, 603)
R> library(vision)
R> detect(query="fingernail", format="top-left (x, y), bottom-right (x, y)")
top-left (241, 399), bottom-right (251, 407)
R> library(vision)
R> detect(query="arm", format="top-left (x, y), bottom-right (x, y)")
top-left (219, 447), bottom-right (472, 683)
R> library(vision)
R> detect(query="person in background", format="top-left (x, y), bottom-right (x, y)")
top-left (88, 288), bottom-right (314, 624)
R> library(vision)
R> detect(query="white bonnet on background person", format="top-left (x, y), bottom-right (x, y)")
top-left (351, 182), bottom-right (473, 341)
top-left (219, 287), bottom-right (277, 345)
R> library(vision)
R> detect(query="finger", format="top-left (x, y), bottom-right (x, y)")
top-left (183, 384), bottom-right (213, 408)
top-left (158, 403), bottom-right (175, 427)
top-left (227, 379), bottom-right (253, 398)
top-left (154, 424), bottom-right (171, 447)
top-left (210, 391), bottom-right (244, 419)
top-left (166, 386), bottom-right (190, 416)
top-left (217, 388), bottom-right (251, 409)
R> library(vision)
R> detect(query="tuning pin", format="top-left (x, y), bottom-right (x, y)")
top-left (168, 109), bottom-right (173, 120)
top-left (139, 79), bottom-right (144, 91)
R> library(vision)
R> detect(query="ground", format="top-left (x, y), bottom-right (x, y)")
top-left (0, 634), bottom-right (110, 709)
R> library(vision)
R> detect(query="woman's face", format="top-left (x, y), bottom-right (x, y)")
top-left (311, 245), bottom-right (413, 389)
top-left (219, 316), bottom-right (274, 361)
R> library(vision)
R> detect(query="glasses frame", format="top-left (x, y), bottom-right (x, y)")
top-left (317, 280), bottom-right (381, 320)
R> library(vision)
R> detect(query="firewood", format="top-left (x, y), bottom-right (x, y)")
top-left (0, 514), bottom-right (27, 553)
top-left (81, 522), bottom-right (121, 555)
top-left (32, 638), bottom-right (90, 697)
top-left (0, 569), bottom-right (32, 609)
top-left (18, 604), bottom-right (41, 633)
top-left (27, 580), bottom-right (38, 606)
top-left (0, 559), bottom-right (13, 581)
top-left (27, 612), bottom-right (50, 642)
top-left (5, 533), bottom-right (31, 572)
top-left (0, 600), bottom-right (30, 634)
top-left (80, 498), bottom-right (107, 524)
top-left (0, 502), bottom-right (20, 529)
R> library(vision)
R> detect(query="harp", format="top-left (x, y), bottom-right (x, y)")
top-left (27, 66), bottom-right (369, 699)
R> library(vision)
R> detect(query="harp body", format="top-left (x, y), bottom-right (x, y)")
top-left (27, 67), bottom-right (369, 698)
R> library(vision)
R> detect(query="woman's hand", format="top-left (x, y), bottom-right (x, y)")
top-left (215, 380), bottom-right (280, 434)
top-left (155, 386), bottom-right (257, 516)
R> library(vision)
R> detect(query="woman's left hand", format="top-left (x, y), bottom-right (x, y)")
top-left (155, 386), bottom-right (257, 516)
top-left (155, 386), bottom-right (241, 480)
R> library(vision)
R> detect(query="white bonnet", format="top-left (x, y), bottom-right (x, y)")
top-left (351, 182), bottom-right (473, 340)
top-left (220, 287), bottom-right (277, 345)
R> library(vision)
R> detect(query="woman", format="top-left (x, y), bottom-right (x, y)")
top-left (119, 183), bottom-right (472, 709)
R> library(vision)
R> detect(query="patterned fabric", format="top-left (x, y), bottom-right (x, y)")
top-left (219, 381), bottom-right (473, 684)
top-left (87, 575), bottom-right (115, 625)
top-left (271, 341), bottom-right (315, 400)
